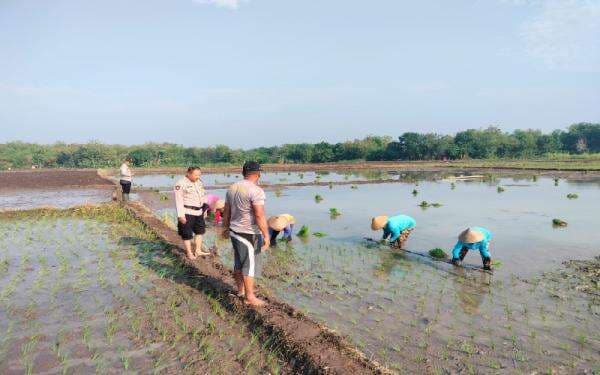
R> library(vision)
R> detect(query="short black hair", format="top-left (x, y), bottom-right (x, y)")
top-left (187, 166), bottom-right (201, 173)
top-left (242, 161), bottom-right (262, 176)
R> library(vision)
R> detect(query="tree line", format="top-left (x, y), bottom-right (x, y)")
top-left (0, 123), bottom-right (598, 169)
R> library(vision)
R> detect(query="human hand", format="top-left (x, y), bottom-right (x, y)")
top-left (261, 237), bottom-right (270, 252)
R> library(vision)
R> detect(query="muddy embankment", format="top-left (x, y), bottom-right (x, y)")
top-left (0, 169), bottom-right (114, 190)
top-left (97, 169), bottom-right (391, 374)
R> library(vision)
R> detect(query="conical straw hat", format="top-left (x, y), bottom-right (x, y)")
top-left (268, 216), bottom-right (288, 231)
top-left (458, 228), bottom-right (484, 244)
top-left (371, 216), bottom-right (389, 231)
top-left (214, 199), bottom-right (225, 210)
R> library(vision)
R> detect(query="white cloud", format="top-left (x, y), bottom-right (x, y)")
top-left (192, 0), bottom-right (248, 10)
top-left (519, 0), bottom-right (600, 71)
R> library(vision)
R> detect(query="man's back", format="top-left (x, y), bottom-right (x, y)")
top-left (226, 179), bottom-right (266, 235)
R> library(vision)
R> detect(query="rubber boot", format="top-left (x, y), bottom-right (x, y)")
top-left (483, 257), bottom-right (492, 271)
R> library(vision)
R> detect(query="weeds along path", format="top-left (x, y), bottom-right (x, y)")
top-left (123, 200), bottom-right (394, 374)
top-left (0, 206), bottom-right (290, 374)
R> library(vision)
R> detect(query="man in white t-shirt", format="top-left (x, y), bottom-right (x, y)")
top-left (222, 161), bottom-right (270, 307)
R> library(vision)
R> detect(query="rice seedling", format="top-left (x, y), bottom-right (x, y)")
top-left (328, 182), bottom-right (334, 189)
top-left (554, 177), bottom-right (559, 186)
top-left (418, 201), bottom-right (430, 208)
top-left (566, 193), bottom-right (578, 199)
top-left (428, 248), bottom-right (448, 259)
top-left (412, 189), bottom-right (418, 196)
top-left (329, 208), bottom-right (341, 218)
top-left (350, 185), bottom-right (358, 189)
top-left (450, 182), bottom-right (456, 190)
top-left (314, 194), bottom-right (323, 203)
top-left (497, 186), bottom-right (505, 193)
top-left (313, 232), bottom-right (327, 237)
top-left (159, 193), bottom-right (169, 201)
top-left (552, 218), bottom-right (567, 227)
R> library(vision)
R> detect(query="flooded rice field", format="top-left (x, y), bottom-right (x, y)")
top-left (142, 172), bottom-right (600, 372)
top-left (129, 169), bottom-right (398, 189)
top-left (0, 188), bottom-right (113, 211)
top-left (0, 207), bottom-right (286, 374)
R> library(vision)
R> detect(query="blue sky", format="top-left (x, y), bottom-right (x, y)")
top-left (0, 0), bottom-right (599, 147)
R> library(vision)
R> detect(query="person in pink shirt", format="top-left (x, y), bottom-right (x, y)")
top-left (204, 193), bottom-right (225, 223)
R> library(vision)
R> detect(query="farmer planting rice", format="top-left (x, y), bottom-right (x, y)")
top-left (119, 158), bottom-right (133, 201)
top-left (174, 167), bottom-right (210, 260)
top-left (267, 214), bottom-right (295, 246)
top-left (451, 227), bottom-right (493, 270)
top-left (222, 161), bottom-right (270, 307)
top-left (371, 214), bottom-right (416, 249)
top-left (204, 193), bottom-right (225, 224)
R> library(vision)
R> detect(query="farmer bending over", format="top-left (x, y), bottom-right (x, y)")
top-left (267, 214), bottom-right (295, 246)
top-left (451, 227), bottom-right (492, 270)
top-left (222, 161), bottom-right (270, 307)
top-left (204, 193), bottom-right (225, 224)
top-left (371, 215), bottom-right (416, 249)
top-left (174, 167), bottom-right (210, 260)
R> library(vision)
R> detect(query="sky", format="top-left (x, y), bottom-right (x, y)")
top-left (0, 0), bottom-right (599, 147)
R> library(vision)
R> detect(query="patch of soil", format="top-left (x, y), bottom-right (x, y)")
top-left (0, 169), bottom-right (114, 191)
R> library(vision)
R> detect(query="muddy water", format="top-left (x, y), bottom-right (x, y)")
top-left (130, 170), bottom-right (399, 189)
top-left (144, 173), bottom-right (600, 372)
top-left (0, 188), bottom-right (113, 211)
top-left (0, 211), bottom-right (286, 374)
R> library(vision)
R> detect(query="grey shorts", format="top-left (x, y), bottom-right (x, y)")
top-left (230, 231), bottom-right (263, 277)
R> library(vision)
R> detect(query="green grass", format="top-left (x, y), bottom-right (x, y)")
top-left (428, 248), bottom-right (448, 259)
top-left (552, 218), bottom-right (567, 226)
top-left (297, 225), bottom-right (310, 237)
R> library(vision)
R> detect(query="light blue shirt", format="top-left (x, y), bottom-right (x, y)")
top-left (382, 215), bottom-right (416, 242)
top-left (452, 227), bottom-right (492, 259)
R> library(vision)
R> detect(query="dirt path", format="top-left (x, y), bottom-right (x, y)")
top-left (124, 200), bottom-right (394, 374)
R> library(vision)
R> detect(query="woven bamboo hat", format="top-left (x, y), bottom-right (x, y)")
top-left (268, 216), bottom-right (288, 231)
top-left (371, 216), bottom-right (389, 231)
top-left (214, 199), bottom-right (225, 210)
top-left (458, 228), bottom-right (484, 243)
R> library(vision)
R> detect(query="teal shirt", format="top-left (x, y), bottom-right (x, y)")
top-left (382, 215), bottom-right (416, 242)
top-left (452, 227), bottom-right (492, 258)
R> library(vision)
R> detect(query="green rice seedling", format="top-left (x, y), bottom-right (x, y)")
top-left (313, 232), bottom-right (327, 238)
top-left (450, 182), bottom-right (456, 190)
top-left (274, 189), bottom-right (283, 197)
top-left (566, 193), bottom-right (578, 199)
top-left (554, 177), bottom-right (559, 186)
top-left (350, 185), bottom-right (358, 189)
top-left (329, 208), bottom-right (341, 218)
top-left (428, 248), bottom-right (448, 259)
top-left (159, 193), bottom-right (169, 201)
top-left (314, 194), bottom-right (323, 203)
top-left (418, 201), bottom-right (430, 208)
top-left (299, 173), bottom-right (304, 179)
top-left (412, 189), bottom-right (418, 196)
top-left (431, 202), bottom-right (442, 207)
top-left (328, 182), bottom-right (333, 189)
top-left (497, 186), bottom-right (505, 193)
top-left (491, 260), bottom-right (503, 268)
top-left (552, 218), bottom-right (567, 227)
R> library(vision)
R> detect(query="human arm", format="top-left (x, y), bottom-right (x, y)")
top-left (221, 201), bottom-right (231, 238)
top-left (253, 204), bottom-right (270, 252)
top-left (388, 226), bottom-right (402, 243)
top-left (452, 241), bottom-right (464, 259)
top-left (174, 185), bottom-right (186, 223)
top-left (479, 240), bottom-right (491, 259)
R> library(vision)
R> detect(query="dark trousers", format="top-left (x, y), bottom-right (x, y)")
top-left (120, 180), bottom-right (131, 194)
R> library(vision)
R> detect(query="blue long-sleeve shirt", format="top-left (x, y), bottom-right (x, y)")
top-left (382, 215), bottom-right (416, 242)
top-left (452, 227), bottom-right (492, 259)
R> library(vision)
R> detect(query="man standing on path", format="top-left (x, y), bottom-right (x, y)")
top-left (222, 161), bottom-right (270, 307)
top-left (175, 167), bottom-right (210, 260)
top-left (119, 158), bottom-right (133, 201)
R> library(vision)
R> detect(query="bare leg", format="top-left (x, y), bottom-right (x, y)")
top-left (183, 240), bottom-right (197, 260)
top-left (193, 235), bottom-right (210, 256)
top-left (233, 270), bottom-right (245, 297)
top-left (243, 276), bottom-right (265, 306)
